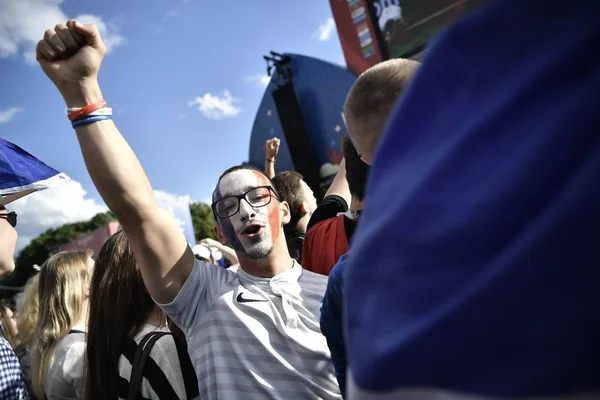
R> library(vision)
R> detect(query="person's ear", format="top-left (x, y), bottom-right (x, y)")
top-left (280, 201), bottom-right (291, 225)
top-left (299, 202), bottom-right (309, 217)
top-left (214, 224), bottom-right (229, 246)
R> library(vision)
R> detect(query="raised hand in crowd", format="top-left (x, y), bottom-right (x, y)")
top-left (264, 137), bottom-right (280, 178)
top-left (199, 238), bottom-right (239, 266)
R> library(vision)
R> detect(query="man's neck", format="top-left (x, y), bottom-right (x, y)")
top-left (295, 214), bottom-right (310, 235)
top-left (238, 248), bottom-right (294, 278)
top-left (350, 195), bottom-right (364, 211)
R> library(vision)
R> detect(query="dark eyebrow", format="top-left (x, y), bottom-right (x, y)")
top-left (218, 186), bottom-right (260, 198)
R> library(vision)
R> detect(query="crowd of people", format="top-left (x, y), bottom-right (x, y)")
top-left (1, 1), bottom-right (599, 399)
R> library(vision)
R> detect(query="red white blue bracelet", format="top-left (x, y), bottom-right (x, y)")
top-left (68, 101), bottom-right (113, 129)
top-left (71, 115), bottom-right (112, 129)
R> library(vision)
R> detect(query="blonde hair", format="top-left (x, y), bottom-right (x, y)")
top-left (343, 58), bottom-right (420, 157)
top-left (32, 250), bottom-right (92, 399)
top-left (16, 274), bottom-right (40, 346)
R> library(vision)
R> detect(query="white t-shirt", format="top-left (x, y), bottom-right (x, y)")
top-left (158, 259), bottom-right (342, 400)
top-left (44, 331), bottom-right (86, 400)
top-left (118, 324), bottom-right (199, 399)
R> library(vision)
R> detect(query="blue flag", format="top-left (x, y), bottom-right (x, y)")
top-left (345, 0), bottom-right (600, 398)
top-left (0, 138), bottom-right (69, 205)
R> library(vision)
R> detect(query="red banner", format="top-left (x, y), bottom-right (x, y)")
top-left (330, 0), bottom-right (384, 76)
top-left (60, 222), bottom-right (120, 256)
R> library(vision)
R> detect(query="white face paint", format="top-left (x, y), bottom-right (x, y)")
top-left (215, 169), bottom-right (282, 259)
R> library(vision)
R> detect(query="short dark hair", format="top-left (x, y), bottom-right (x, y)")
top-left (343, 137), bottom-right (370, 201)
top-left (272, 171), bottom-right (305, 235)
top-left (211, 165), bottom-right (280, 222)
top-left (213, 165), bottom-right (278, 203)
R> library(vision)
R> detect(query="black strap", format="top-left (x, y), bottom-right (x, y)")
top-left (173, 336), bottom-right (197, 399)
top-left (127, 332), bottom-right (170, 400)
top-left (68, 329), bottom-right (85, 335)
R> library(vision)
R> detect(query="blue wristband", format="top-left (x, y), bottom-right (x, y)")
top-left (71, 115), bottom-right (112, 129)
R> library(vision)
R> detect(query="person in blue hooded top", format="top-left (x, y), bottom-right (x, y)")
top-left (344, 0), bottom-right (600, 399)
top-left (0, 138), bottom-right (69, 399)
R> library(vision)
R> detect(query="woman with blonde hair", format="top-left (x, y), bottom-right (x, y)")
top-left (86, 231), bottom-right (198, 400)
top-left (15, 273), bottom-right (41, 398)
top-left (32, 249), bottom-right (94, 400)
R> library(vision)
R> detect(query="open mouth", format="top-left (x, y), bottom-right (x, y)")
top-left (241, 224), bottom-right (264, 238)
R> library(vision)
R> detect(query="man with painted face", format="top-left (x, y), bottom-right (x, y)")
top-left (35, 20), bottom-right (341, 400)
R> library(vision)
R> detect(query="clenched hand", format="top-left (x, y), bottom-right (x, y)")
top-left (36, 20), bottom-right (106, 107)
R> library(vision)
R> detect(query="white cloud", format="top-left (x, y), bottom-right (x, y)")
top-left (10, 180), bottom-right (108, 253)
top-left (311, 17), bottom-right (336, 41)
top-left (176, 113), bottom-right (187, 119)
top-left (188, 90), bottom-right (241, 120)
top-left (0, 0), bottom-right (125, 64)
top-left (0, 107), bottom-right (23, 124)
top-left (165, 9), bottom-right (180, 18)
top-left (75, 14), bottom-right (125, 54)
top-left (10, 180), bottom-right (200, 253)
top-left (246, 74), bottom-right (270, 88)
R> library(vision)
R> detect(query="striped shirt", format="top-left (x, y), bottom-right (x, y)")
top-left (159, 259), bottom-right (341, 399)
top-left (118, 325), bottom-right (199, 400)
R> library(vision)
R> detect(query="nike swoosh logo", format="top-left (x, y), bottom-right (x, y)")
top-left (236, 292), bottom-right (269, 303)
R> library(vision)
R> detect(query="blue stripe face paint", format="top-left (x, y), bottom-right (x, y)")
top-left (213, 169), bottom-right (279, 259)
top-left (213, 184), bottom-right (243, 252)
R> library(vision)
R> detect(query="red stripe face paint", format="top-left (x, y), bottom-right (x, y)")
top-left (252, 170), bottom-right (281, 244)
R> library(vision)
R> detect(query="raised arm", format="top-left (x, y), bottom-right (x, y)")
top-left (264, 137), bottom-right (280, 179)
top-left (36, 20), bottom-right (193, 303)
top-left (323, 158), bottom-right (350, 205)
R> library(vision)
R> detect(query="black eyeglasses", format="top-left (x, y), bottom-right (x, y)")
top-left (0, 211), bottom-right (17, 228)
top-left (212, 186), bottom-right (280, 219)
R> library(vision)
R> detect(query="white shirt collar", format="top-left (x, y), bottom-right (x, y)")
top-left (236, 259), bottom-right (301, 285)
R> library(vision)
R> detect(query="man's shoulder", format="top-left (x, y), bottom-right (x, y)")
top-left (329, 255), bottom-right (348, 281)
top-left (307, 195), bottom-right (348, 232)
top-left (300, 266), bottom-right (329, 281)
top-left (299, 267), bottom-right (329, 293)
top-left (306, 214), bottom-right (345, 238)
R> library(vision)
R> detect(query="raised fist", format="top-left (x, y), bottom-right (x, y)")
top-left (265, 138), bottom-right (280, 160)
top-left (36, 20), bottom-right (106, 95)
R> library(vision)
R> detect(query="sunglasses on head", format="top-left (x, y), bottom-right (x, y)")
top-left (0, 211), bottom-right (17, 228)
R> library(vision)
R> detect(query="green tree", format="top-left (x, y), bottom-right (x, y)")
top-left (1, 203), bottom-right (217, 301)
top-left (0, 211), bottom-right (117, 300)
top-left (190, 202), bottom-right (216, 241)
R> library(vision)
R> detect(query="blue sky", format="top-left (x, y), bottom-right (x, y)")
top-left (0, 0), bottom-right (346, 250)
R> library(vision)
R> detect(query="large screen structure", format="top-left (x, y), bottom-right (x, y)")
top-left (330, 0), bottom-right (485, 75)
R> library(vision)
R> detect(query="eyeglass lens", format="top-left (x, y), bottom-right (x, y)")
top-left (216, 187), bottom-right (272, 218)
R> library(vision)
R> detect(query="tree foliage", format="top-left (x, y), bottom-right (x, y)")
top-left (0, 211), bottom-right (118, 299)
top-left (1, 203), bottom-right (218, 300)
top-left (190, 202), bottom-right (216, 241)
